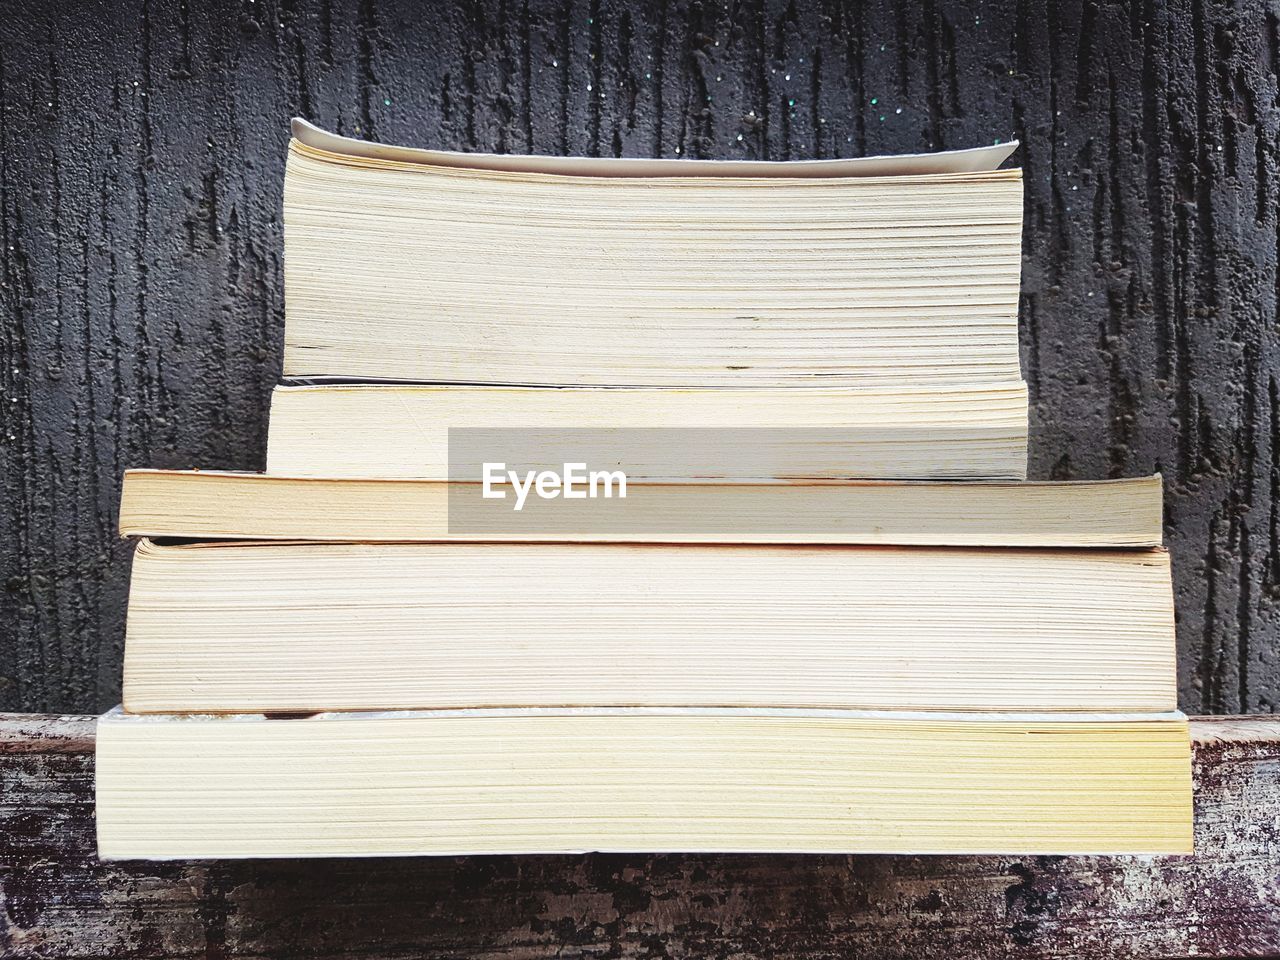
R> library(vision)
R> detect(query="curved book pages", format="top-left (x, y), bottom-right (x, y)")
top-left (118, 470), bottom-right (1163, 547)
top-left (283, 119), bottom-right (1025, 389)
top-left (291, 118), bottom-right (1019, 177)
top-left (95, 707), bottom-right (1194, 859)
top-left (120, 539), bottom-right (1176, 715)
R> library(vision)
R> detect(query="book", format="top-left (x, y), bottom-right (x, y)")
top-left (119, 469), bottom-right (1164, 547)
top-left (96, 120), bottom-right (1187, 863)
top-left (266, 382), bottom-right (1030, 480)
top-left (121, 539), bottom-right (1176, 714)
top-left (94, 707), bottom-right (1194, 858)
top-left (283, 119), bottom-right (1024, 387)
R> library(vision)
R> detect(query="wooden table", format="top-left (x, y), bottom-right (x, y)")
top-left (2, 714), bottom-right (1277, 958)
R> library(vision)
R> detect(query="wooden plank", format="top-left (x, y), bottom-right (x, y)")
top-left (1, 713), bottom-right (1276, 959)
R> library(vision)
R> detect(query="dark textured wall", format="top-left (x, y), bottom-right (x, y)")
top-left (1, 0), bottom-right (1277, 714)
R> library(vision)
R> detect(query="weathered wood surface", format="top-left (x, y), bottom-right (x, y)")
top-left (0, 714), bottom-right (1276, 959)
top-left (4, 0), bottom-right (1280, 715)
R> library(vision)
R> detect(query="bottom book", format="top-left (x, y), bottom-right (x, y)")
top-left (95, 708), bottom-right (1194, 859)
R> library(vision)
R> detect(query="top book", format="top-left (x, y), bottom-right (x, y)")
top-left (283, 120), bottom-right (1024, 387)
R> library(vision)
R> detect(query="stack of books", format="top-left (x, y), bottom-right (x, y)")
top-left (95, 120), bottom-right (1193, 859)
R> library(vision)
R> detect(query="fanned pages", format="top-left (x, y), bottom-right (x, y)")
top-left (266, 383), bottom-right (1030, 480)
top-left (121, 540), bottom-right (1176, 714)
top-left (95, 708), bottom-right (1194, 858)
top-left (283, 120), bottom-right (1024, 386)
top-left (119, 469), bottom-right (1164, 547)
top-left (291, 118), bottom-right (1019, 177)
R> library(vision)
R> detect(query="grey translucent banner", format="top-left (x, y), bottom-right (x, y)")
top-left (446, 427), bottom-right (1024, 536)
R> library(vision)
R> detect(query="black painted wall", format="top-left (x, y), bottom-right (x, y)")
top-left (2, 0), bottom-right (1278, 714)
